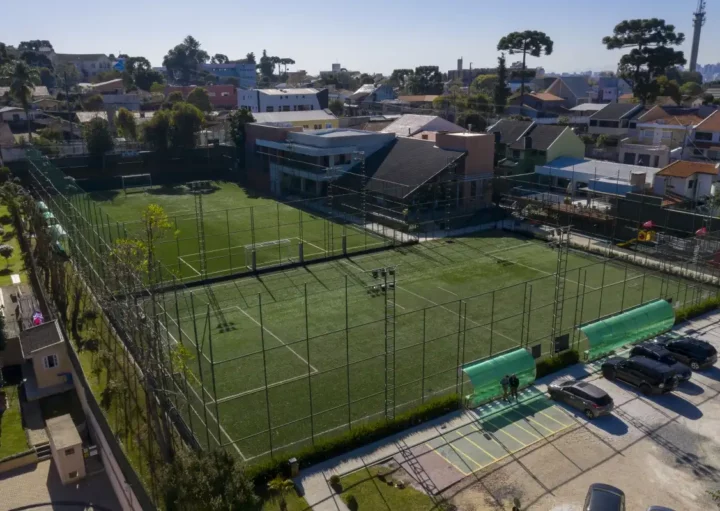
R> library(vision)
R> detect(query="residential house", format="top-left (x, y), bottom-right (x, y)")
top-left (531, 77), bottom-right (558, 92)
top-left (46, 414), bottom-right (86, 485)
top-left (535, 157), bottom-right (663, 196)
top-left (0, 106), bottom-right (32, 122)
top-left (588, 103), bottom-right (645, 137)
top-left (566, 103), bottom-right (608, 125)
top-left (487, 119), bottom-right (585, 174)
top-left (19, 320), bottom-right (74, 401)
top-left (51, 53), bottom-right (112, 80)
top-left (652, 160), bottom-right (720, 200)
top-left (546, 76), bottom-right (592, 108)
top-left (379, 114), bottom-right (465, 137)
top-left (238, 88), bottom-right (328, 113)
top-left (348, 84), bottom-right (395, 107)
top-left (683, 110), bottom-right (720, 163)
top-left (200, 61), bottom-right (257, 88)
top-left (251, 110), bottom-right (339, 130)
top-left (0, 86), bottom-right (51, 101)
top-left (33, 98), bottom-right (63, 111)
top-left (79, 78), bottom-right (124, 95)
top-left (589, 77), bottom-right (632, 103)
top-left (397, 95), bottom-right (440, 108)
top-left (166, 85), bottom-right (237, 109)
top-left (631, 106), bottom-right (705, 149)
top-left (508, 92), bottom-right (566, 117)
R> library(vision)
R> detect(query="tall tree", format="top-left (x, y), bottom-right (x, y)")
top-left (187, 87), bottom-right (212, 112)
top-left (245, 52), bottom-right (256, 64)
top-left (497, 31), bottom-right (554, 109)
top-left (211, 53), bottom-right (229, 64)
top-left (162, 35), bottom-right (210, 85)
top-left (0, 43), bottom-right (14, 68)
top-left (493, 53), bottom-right (511, 113)
top-left (18, 40), bottom-right (53, 52)
top-left (258, 50), bottom-right (274, 79)
top-left (655, 76), bottom-right (682, 104)
top-left (471, 74), bottom-right (498, 95)
top-left (20, 51), bottom-right (53, 70)
top-left (83, 117), bottom-right (114, 157)
top-left (116, 107), bottom-right (138, 140)
top-left (680, 81), bottom-right (703, 97)
top-left (279, 58), bottom-right (295, 75)
top-left (603, 19), bottom-right (686, 104)
top-left (413, 66), bottom-right (443, 95)
top-left (227, 108), bottom-right (255, 147)
top-left (143, 109), bottom-right (172, 152)
top-left (134, 68), bottom-right (165, 92)
top-left (1, 61), bottom-right (40, 140)
top-left (389, 69), bottom-right (414, 90)
top-left (170, 102), bottom-right (204, 150)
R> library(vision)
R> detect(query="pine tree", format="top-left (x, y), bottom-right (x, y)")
top-left (494, 53), bottom-right (511, 114)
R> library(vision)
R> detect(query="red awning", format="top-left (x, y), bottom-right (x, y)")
top-left (642, 220), bottom-right (656, 229)
top-left (696, 227), bottom-right (708, 236)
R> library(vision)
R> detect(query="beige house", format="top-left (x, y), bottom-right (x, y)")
top-left (46, 414), bottom-right (85, 485)
top-left (630, 106), bottom-right (701, 150)
top-left (20, 320), bottom-right (74, 401)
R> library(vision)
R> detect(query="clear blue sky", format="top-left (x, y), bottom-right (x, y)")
top-left (3, 0), bottom-right (718, 75)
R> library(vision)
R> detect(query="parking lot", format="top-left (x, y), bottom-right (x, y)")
top-left (300, 312), bottom-right (720, 511)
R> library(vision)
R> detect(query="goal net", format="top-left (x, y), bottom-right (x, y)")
top-left (122, 174), bottom-right (153, 194)
top-left (244, 239), bottom-right (293, 270)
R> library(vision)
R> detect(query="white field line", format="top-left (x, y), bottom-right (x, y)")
top-left (177, 255), bottom-right (202, 277)
top-left (303, 239), bottom-right (326, 253)
top-left (437, 286), bottom-right (458, 297)
top-left (233, 306), bottom-right (319, 373)
top-left (398, 285), bottom-right (518, 346)
top-left (491, 252), bottom-right (600, 291)
top-left (180, 237), bottom-right (304, 259)
top-left (161, 325), bottom-right (247, 460)
top-left (177, 305), bottom-right (244, 323)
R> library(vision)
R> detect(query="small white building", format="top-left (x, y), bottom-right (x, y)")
top-left (238, 88), bottom-right (328, 113)
top-left (652, 160), bottom-right (720, 200)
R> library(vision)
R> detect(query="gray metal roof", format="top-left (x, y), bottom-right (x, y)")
top-left (252, 110), bottom-right (336, 124)
top-left (555, 76), bottom-right (592, 99)
top-left (20, 320), bottom-right (64, 358)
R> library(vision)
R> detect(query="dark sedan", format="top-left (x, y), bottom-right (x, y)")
top-left (630, 343), bottom-right (692, 381)
top-left (653, 335), bottom-right (717, 370)
top-left (601, 356), bottom-right (679, 395)
top-left (584, 483), bottom-right (625, 510)
top-left (548, 379), bottom-right (614, 419)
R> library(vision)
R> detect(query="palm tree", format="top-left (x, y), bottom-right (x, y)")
top-left (4, 61), bottom-right (40, 141)
top-left (268, 476), bottom-right (295, 511)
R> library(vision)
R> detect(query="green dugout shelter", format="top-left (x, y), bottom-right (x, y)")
top-left (462, 348), bottom-right (536, 408)
top-left (579, 299), bottom-right (674, 361)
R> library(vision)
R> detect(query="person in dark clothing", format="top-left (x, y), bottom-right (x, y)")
top-left (500, 374), bottom-right (510, 402)
top-left (509, 373), bottom-right (520, 402)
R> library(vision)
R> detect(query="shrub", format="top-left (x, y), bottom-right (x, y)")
top-left (536, 350), bottom-right (579, 378)
top-left (674, 296), bottom-right (720, 324)
top-left (342, 493), bottom-right (358, 511)
top-left (247, 393), bottom-right (460, 485)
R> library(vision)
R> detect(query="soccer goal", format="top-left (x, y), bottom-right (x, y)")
top-left (122, 174), bottom-right (153, 195)
top-left (245, 239), bottom-right (293, 270)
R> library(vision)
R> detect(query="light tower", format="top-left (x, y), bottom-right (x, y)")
top-left (689, 0), bottom-right (706, 72)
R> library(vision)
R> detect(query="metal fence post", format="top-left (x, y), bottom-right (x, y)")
top-left (489, 291), bottom-right (495, 356)
top-left (345, 276), bottom-right (351, 429)
top-left (421, 308), bottom-right (427, 403)
top-left (598, 261), bottom-right (607, 318)
top-left (526, 285), bottom-right (533, 348)
top-left (206, 305), bottom-right (222, 447)
top-left (189, 292), bottom-right (211, 448)
top-left (226, 209), bottom-right (233, 274)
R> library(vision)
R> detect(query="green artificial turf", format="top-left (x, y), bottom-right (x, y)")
top-left (152, 231), bottom-right (714, 462)
top-left (0, 385), bottom-right (30, 459)
top-left (89, 181), bottom-right (387, 281)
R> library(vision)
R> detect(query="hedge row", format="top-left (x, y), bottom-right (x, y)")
top-left (536, 349), bottom-right (580, 379)
top-left (674, 295), bottom-right (720, 324)
top-left (246, 393), bottom-right (460, 485)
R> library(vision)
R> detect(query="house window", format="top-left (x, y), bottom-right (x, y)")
top-left (43, 354), bottom-right (58, 369)
top-left (641, 129), bottom-right (654, 138)
top-left (314, 124), bottom-right (322, 129)
top-left (325, 123), bottom-right (332, 128)
top-left (688, 180), bottom-right (696, 190)
top-left (661, 131), bottom-right (671, 140)
top-left (65, 448), bottom-right (75, 456)
top-left (303, 125), bottom-right (309, 129)
top-left (590, 120), bottom-right (598, 127)
top-left (68, 471), bottom-right (78, 479)
top-left (695, 132), bottom-right (713, 141)
top-left (266, 106), bottom-right (274, 112)
top-left (470, 181), bottom-right (477, 198)
top-left (653, 155), bottom-right (660, 167)
top-left (221, 92), bottom-right (230, 97)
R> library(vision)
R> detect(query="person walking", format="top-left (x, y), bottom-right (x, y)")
top-left (500, 374), bottom-right (510, 402)
top-left (509, 373), bottom-right (520, 402)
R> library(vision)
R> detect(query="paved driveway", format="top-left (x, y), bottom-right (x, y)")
top-left (0, 460), bottom-right (121, 511)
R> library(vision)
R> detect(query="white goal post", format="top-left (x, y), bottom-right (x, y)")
top-left (244, 239), bottom-right (293, 270)
top-left (122, 173), bottom-right (153, 194)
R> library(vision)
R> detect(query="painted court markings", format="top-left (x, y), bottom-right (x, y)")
top-left (424, 392), bottom-right (575, 477)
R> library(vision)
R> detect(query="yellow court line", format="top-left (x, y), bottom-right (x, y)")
top-left (469, 422), bottom-right (513, 454)
top-left (484, 415), bottom-right (536, 445)
top-left (454, 430), bottom-right (498, 461)
top-left (506, 408), bottom-right (557, 435)
top-left (446, 436), bottom-right (487, 471)
top-left (491, 412), bottom-right (545, 441)
top-left (524, 401), bottom-right (574, 428)
top-left (424, 442), bottom-right (471, 477)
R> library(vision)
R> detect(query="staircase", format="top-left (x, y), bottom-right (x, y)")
top-left (396, 439), bottom-right (439, 498)
top-left (35, 441), bottom-right (52, 461)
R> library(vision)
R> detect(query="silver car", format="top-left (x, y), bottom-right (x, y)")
top-left (548, 379), bottom-right (614, 419)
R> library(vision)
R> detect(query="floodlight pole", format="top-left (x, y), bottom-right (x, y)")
top-left (550, 226), bottom-right (571, 349)
top-left (382, 266), bottom-right (397, 420)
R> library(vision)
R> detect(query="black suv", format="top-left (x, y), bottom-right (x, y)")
top-left (653, 336), bottom-right (717, 370)
top-left (629, 343), bottom-right (692, 381)
top-left (601, 356), bottom-right (680, 395)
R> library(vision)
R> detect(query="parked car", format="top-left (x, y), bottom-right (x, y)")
top-left (629, 343), bottom-right (692, 381)
top-left (548, 379), bottom-right (614, 419)
top-left (652, 336), bottom-right (717, 370)
top-left (646, 506), bottom-right (675, 511)
top-left (584, 483), bottom-right (625, 510)
top-left (601, 356), bottom-right (679, 395)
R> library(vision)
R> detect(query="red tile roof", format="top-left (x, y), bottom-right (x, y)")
top-left (656, 160), bottom-right (720, 178)
top-left (696, 110), bottom-right (720, 132)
